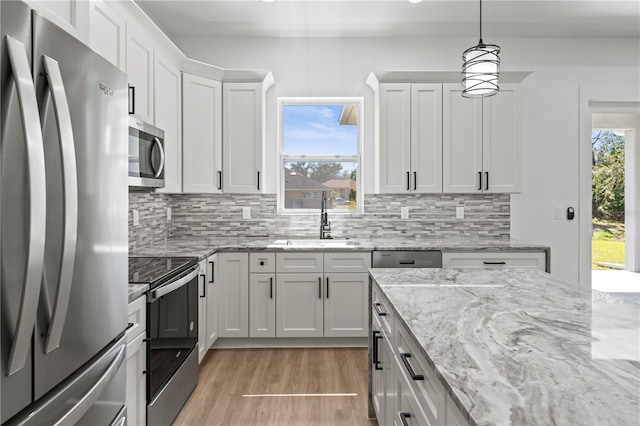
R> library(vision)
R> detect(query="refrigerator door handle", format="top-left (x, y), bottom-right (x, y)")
top-left (54, 344), bottom-right (126, 426)
top-left (40, 55), bottom-right (78, 354)
top-left (5, 36), bottom-right (47, 376)
top-left (152, 136), bottom-right (165, 178)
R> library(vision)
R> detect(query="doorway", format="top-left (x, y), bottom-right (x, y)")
top-left (591, 115), bottom-right (640, 302)
top-left (578, 87), bottom-right (640, 292)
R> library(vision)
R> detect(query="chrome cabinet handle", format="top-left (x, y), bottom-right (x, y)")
top-left (152, 136), bottom-right (165, 178)
top-left (5, 36), bottom-right (47, 375)
top-left (41, 55), bottom-right (79, 354)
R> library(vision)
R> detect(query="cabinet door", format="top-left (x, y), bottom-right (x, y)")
top-left (29, 0), bottom-right (90, 44)
top-left (197, 259), bottom-right (207, 363)
top-left (182, 73), bottom-right (223, 193)
top-left (482, 85), bottom-right (521, 193)
top-left (206, 254), bottom-right (218, 349)
top-left (411, 84), bottom-right (443, 193)
top-left (126, 333), bottom-right (146, 426)
top-left (154, 54), bottom-right (182, 193)
top-left (324, 273), bottom-right (368, 337)
top-left (443, 84), bottom-right (483, 193)
top-left (223, 82), bottom-right (264, 193)
top-left (276, 274), bottom-right (324, 338)
top-left (378, 83), bottom-right (411, 193)
top-left (126, 27), bottom-right (154, 123)
top-left (89, 0), bottom-right (125, 71)
top-left (218, 253), bottom-right (249, 338)
top-left (249, 274), bottom-right (276, 337)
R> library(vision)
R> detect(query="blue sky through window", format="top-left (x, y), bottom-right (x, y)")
top-left (283, 105), bottom-right (358, 156)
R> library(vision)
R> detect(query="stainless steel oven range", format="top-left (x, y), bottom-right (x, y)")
top-left (129, 257), bottom-right (200, 425)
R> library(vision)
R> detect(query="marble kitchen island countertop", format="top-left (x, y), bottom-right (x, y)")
top-left (370, 267), bottom-right (640, 426)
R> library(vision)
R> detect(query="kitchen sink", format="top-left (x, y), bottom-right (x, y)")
top-left (268, 239), bottom-right (361, 248)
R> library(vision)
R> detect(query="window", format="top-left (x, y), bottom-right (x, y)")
top-left (278, 98), bottom-right (363, 214)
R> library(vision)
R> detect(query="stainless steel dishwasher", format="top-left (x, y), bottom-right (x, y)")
top-left (372, 251), bottom-right (442, 268)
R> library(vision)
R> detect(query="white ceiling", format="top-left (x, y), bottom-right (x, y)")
top-left (135, 0), bottom-right (640, 39)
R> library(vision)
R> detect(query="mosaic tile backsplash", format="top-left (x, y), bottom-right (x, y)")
top-left (130, 192), bottom-right (510, 250)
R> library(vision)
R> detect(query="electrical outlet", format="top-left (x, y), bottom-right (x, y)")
top-left (401, 206), bottom-right (409, 219)
top-left (242, 206), bottom-right (251, 219)
top-left (166, 207), bottom-right (172, 221)
top-left (456, 206), bottom-right (464, 219)
top-left (132, 209), bottom-right (139, 226)
top-left (554, 207), bottom-right (562, 220)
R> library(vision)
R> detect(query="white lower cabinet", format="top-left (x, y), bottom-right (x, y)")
top-left (324, 273), bottom-right (368, 337)
top-left (206, 254), bottom-right (218, 349)
top-left (442, 251), bottom-right (547, 272)
top-left (218, 252), bottom-right (249, 338)
top-left (197, 259), bottom-right (208, 363)
top-left (249, 273), bottom-right (276, 337)
top-left (197, 254), bottom-right (218, 363)
top-left (276, 273), bottom-right (324, 338)
top-left (126, 296), bottom-right (146, 426)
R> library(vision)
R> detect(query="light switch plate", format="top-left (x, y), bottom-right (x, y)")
top-left (401, 206), bottom-right (409, 219)
top-left (456, 206), bottom-right (464, 219)
top-left (132, 209), bottom-right (139, 226)
top-left (167, 207), bottom-right (172, 221)
top-left (243, 206), bottom-right (251, 219)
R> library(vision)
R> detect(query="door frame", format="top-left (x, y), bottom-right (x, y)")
top-left (578, 86), bottom-right (640, 290)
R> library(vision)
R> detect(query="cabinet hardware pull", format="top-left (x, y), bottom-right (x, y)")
top-left (209, 261), bottom-right (214, 283)
top-left (373, 303), bottom-right (387, 316)
top-left (399, 260), bottom-right (415, 265)
top-left (200, 274), bottom-right (206, 298)
top-left (485, 171), bottom-right (489, 190)
top-left (257, 171), bottom-right (260, 190)
top-left (128, 85), bottom-right (135, 114)
top-left (406, 171), bottom-right (410, 191)
top-left (483, 261), bottom-right (506, 265)
top-left (400, 412), bottom-right (411, 426)
top-left (413, 171), bottom-right (417, 190)
top-left (478, 171), bottom-right (482, 191)
top-left (217, 171), bottom-right (222, 190)
top-left (318, 277), bottom-right (322, 298)
top-left (326, 277), bottom-right (329, 299)
top-left (372, 330), bottom-right (383, 370)
top-left (270, 277), bottom-right (273, 299)
top-left (400, 353), bottom-right (424, 381)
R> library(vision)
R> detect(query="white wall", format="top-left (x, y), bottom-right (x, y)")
top-left (173, 35), bottom-right (639, 284)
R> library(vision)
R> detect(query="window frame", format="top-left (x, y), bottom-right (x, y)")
top-left (277, 97), bottom-right (364, 215)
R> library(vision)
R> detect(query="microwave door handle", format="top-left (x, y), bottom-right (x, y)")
top-left (5, 36), bottom-right (47, 375)
top-left (153, 137), bottom-right (165, 178)
top-left (40, 56), bottom-right (78, 354)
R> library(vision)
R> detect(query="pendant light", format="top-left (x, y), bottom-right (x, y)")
top-left (461, 0), bottom-right (500, 97)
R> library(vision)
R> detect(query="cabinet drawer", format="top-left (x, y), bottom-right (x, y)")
top-left (324, 251), bottom-right (371, 273)
top-left (127, 295), bottom-right (146, 343)
top-left (250, 252), bottom-right (276, 273)
top-left (442, 251), bottom-right (546, 271)
top-left (446, 394), bottom-right (471, 426)
top-left (395, 320), bottom-right (446, 425)
top-left (276, 252), bottom-right (323, 273)
top-left (372, 283), bottom-right (394, 338)
top-left (393, 354), bottom-right (431, 426)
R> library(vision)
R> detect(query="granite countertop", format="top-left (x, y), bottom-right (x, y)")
top-left (369, 268), bottom-right (640, 426)
top-left (128, 283), bottom-right (149, 303)
top-left (130, 236), bottom-right (550, 260)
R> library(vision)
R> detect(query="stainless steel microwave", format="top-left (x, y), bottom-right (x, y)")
top-left (128, 117), bottom-right (165, 189)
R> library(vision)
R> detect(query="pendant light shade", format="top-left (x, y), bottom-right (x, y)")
top-left (462, 0), bottom-right (500, 98)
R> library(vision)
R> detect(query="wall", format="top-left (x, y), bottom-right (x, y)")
top-left (129, 192), bottom-right (172, 251)
top-left (171, 35), bottom-right (640, 284)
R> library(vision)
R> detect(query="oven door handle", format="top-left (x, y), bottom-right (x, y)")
top-left (149, 265), bottom-right (199, 301)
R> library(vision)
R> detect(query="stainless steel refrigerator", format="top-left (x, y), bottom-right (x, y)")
top-left (1, 1), bottom-right (128, 424)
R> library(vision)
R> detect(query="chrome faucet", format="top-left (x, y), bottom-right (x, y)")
top-left (320, 192), bottom-right (332, 239)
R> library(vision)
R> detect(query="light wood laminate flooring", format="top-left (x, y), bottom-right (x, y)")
top-left (174, 348), bottom-right (377, 426)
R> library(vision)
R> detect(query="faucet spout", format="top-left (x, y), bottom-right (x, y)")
top-left (320, 192), bottom-right (332, 239)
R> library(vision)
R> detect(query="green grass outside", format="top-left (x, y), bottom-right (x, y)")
top-left (592, 219), bottom-right (625, 270)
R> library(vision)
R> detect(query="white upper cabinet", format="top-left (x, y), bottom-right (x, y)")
top-left (126, 26), bottom-right (154, 123)
top-left (27, 0), bottom-right (90, 44)
top-left (223, 82), bottom-right (265, 194)
top-left (443, 84), bottom-right (521, 193)
top-left (182, 73), bottom-right (223, 193)
top-left (378, 83), bottom-right (442, 193)
top-left (89, 0), bottom-right (125, 71)
top-left (154, 53), bottom-right (182, 193)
